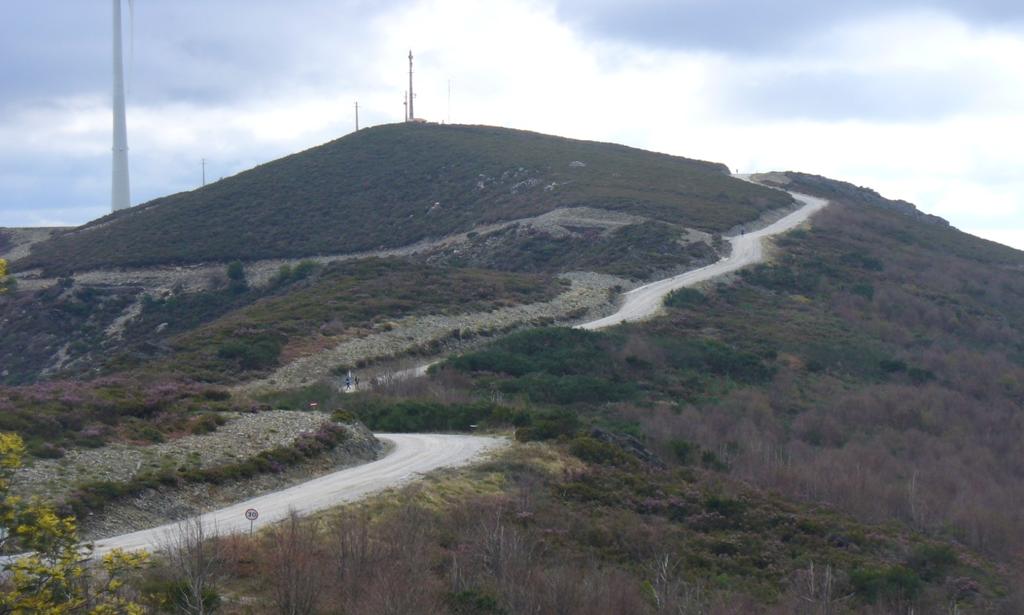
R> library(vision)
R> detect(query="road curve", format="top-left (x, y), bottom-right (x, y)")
top-left (90, 433), bottom-right (506, 556)
top-left (578, 192), bottom-right (828, 331)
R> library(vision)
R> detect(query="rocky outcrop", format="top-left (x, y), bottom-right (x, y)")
top-left (589, 428), bottom-right (666, 469)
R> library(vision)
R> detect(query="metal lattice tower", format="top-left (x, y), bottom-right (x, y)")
top-left (407, 50), bottom-right (415, 121)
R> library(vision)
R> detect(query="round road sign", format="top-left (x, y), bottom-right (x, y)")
top-left (244, 508), bottom-right (259, 521)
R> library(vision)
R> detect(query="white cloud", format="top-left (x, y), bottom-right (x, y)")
top-left (0, 0), bottom-right (1022, 254)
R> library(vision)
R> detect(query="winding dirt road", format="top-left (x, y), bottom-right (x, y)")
top-left (90, 433), bottom-right (505, 556)
top-left (578, 192), bottom-right (828, 330)
top-left (81, 184), bottom-right (827, 555)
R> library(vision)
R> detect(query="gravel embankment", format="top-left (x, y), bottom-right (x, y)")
top-left (12, 410), bottom-right (330, 503)
top-left (9, 207), bottom-right (637, 294)
top-left (238, 271), bottom-right (627, 394)
top-left (79, 421), bottom-right (383, 540)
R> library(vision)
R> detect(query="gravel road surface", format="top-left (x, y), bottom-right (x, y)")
top-left (578, 192), bottom-right (828, 330)
top-left (89, 433), bottom-right (506, 556)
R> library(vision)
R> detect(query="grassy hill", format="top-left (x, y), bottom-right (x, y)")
top-left (6, 121), bottom-right (1024, 610)
top-left (224, 173), bottom-right (1024, 611)
top-left (13, 123), bottom-right (790, 274)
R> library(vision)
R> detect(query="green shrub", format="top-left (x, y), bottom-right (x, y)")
top-left (907, 544), bottom-right (957, 582)
top-left (216, 333), bottom-right (283, 370)
top-left (451, 327), bottom-right (615, 377)
top-left (741, 264), bottom-right (819, 293)
top-left (879, 359), bottom-right (907, 374)
top-left (189, 414), bottom-right (225, 435)
top-left (130, 424), bottom-right (166, 443)
top-left (352, 399), bottom-right (502, 432)
top-left (201, 388), bottom-right (232, 401)
top-left (662, 339), bottom-right (774, 385)
top-left (664, 287), bottom-right (706, 308)
top-left (26, 440), bottom-right (66, 459)
top-left (446, 590), bottom-right (503, 615)
top-left (142, 579), bottom-right (221, 613)
top-left (700, 450), bottom-right (729, 471)
top-left (851, 283), bottom-right (875, 300)
top-left (226, 260), bottom-right (245, 282)
top-left (500, 373), bottom-right (636, 404)
top-left (515, 409), bottom-right (580, 442)
top-left (669, 439), bottom-right (697, 465)
top-left (291, 260), bottom-right (317, 280)
top-left (851, 565), bottom-right (922, 603)
top-left (908, 367), bottom-right (936, 385)
top-left (568, 436), bottom-right (634, 467)
top-left (331, 409), bottom-right (357, 423)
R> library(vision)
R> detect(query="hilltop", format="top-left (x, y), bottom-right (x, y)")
top-left (12, 123), bottom-right (790, 274)
top-left (2, 125), bottom-right (1024, 611)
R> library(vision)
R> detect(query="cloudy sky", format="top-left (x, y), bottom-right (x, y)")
top-left (2, 0), bottom-right (1022, 249)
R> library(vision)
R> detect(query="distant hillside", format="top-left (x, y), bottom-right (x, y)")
top-left (0, 227), bottom-right (66, 262)
top-left (14, 124), bottom-right (790, 274)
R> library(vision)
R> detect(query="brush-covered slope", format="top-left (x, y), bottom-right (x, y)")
top-left (288, 173), bottom-right (1024, 610)
top-left (14, 123), bottom-right (790, 274)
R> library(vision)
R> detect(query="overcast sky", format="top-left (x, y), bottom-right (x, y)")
top-left (2, 0), bottom-right (1022, 249)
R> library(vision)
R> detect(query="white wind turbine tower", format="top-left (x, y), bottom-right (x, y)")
top-left (111, 0), bottom-right (131, 212)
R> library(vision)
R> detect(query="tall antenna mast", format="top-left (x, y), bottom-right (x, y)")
top-left (403, 91), bottom-right (408, 122)
top-left (201, 158), bottom-right (206, 186)
top-left (407, 50), bottom-right (415, 121)
top-left (354, 101), bottom-right (360, 131)
top-left (111, 0), bottom-right (131, 212)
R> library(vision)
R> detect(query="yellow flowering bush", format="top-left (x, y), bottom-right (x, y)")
top-left (0, 432), bottom-right (147, 613)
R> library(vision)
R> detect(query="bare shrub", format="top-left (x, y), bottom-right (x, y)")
top-left (162, 516), bottom-right (223, 614)
top-left (328, 507), bottom-right (381, 606)
top-left (264, 511), bottom-right (325, 615)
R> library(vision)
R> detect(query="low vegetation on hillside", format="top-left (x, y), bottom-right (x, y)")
top-left (0, 376), bottom-right (240, 455)
top-left (4, 123), bottom-right (1022, 612)
top-left (14, 124), bottom-right (790, 274)
top-left (288, 181), bottom-right (1024, 611)
top-left (131, 259), bottom-right (562, 382)
top-left (118, 442), bottom-right (1007, 614)
top-left (0, 259), bottom-right (560, 386)
top-left (426, 219), bottom-right (723, 279)
top-left (0, 279), bottom-right (140, 385)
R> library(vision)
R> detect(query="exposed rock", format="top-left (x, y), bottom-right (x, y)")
top-left (589, 427), bottom-right (666, 469)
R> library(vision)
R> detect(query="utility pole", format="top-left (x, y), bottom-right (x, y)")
top-left (201, 158), bottom-right (206, 186)
top-left (408, 49), bottom-right (415, 120)
top-left (354, 101), bottom-right (359, 131)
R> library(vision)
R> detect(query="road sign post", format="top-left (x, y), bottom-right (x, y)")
top-left (245, 508), bottom-right (259, 535)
